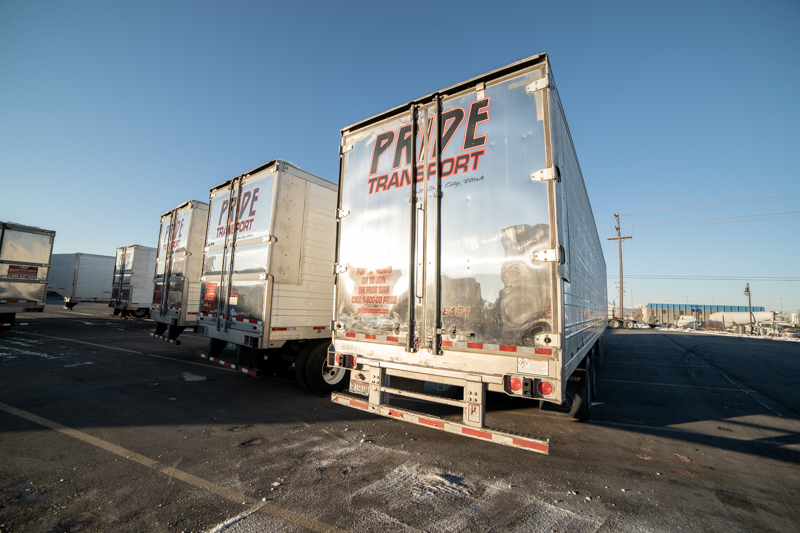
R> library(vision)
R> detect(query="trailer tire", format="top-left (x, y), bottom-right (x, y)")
top-left (624, 320), bottom-right (635, 329)
top-left (293, 341), bottom-right (316, 391)
top-left (305, 341), bottom-right (348, 395)
top-left (258, 351), bottom-right (292, 376)
top-left (131, 308), bottom-right (148, 319)
top-left (571, 356), bottom-right (593, 421)
top-left (608, 319), bottom-right (621, 329)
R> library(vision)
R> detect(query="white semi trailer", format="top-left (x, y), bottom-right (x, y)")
top-left (48, 253), bottom-right (115, 308)
top-left (149, 200), bottom-right (210, 344)
top-left (109, 245), bottom-right (157, 318)
top-left (195, 160), bottom-right (347, 393)
top-left (328, 53), bottom-right (607, 454)
top-left (0, 222), bottom-right (55, 329)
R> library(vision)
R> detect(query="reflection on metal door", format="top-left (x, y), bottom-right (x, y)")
top-left (336, 65), bottom-right (554, 353)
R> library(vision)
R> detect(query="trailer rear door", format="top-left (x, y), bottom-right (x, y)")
top-left (201, 168), bottom-right (276, 330)
top-left (336, 61), bottom-right (557, 353)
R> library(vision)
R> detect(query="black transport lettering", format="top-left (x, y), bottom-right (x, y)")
top-left (463, 98), bottom-right (490, 150)
top-left (370, 131), bottom-right (396, 175)
top-left (392, 124), bottom-right (413, 169)
top-left (218, 199), bottom-right (229, 225)
top-left (249, 187), bottom-right (259, 217)
top-left (239, 191), bottom-right (252, 218)
top-left (440, 108), bottom-right (465, 153)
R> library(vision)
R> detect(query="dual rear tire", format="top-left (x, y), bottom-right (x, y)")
top-left (294, 340), bottom-right (349, 395)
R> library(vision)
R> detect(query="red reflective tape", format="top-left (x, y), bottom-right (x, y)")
top-left (386, 336), bottom-right (398, 342)
top-left (535, 347), bottom-right (553, 355)
top-left (349, 400), bottom-right (369, 410)
top-left (499, 345), bottom-right (516, 352)
top-left (312, 326), bottom-right (325, 330)
top-left (186, 312), bottom-right (198, 315)
top-left (388, 410), bottom-right (404, 418)
top-left (462, 427), bottom-right (492, 440)
top-left (467, 342), bottom-right (482, 349)
top-left (272, 327), bottom-right (287, 331)
top-left (365, 334), bottom-right (376, 340)
top-left (345, 332), bottom-right (355, 338)
top-left (419, 418), bottom-right (444, 429)
top-left (512, 438), bottom-right (549, 452)
top-left (75, 297), bottom-right (82, 300)
top-left (441, 341), bottom-right (453, 347)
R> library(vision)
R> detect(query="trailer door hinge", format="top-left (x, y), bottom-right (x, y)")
top-left (531, 166), bottom-right (558, 182)
top-left (534, 247), bottom-right (563, 263)
top-left (526, 77), bottom-right (550, 92)
top-left (339, 144), bottom-right (353, 155)
top-left (476, 82), bottom-right (485, 99)
top-left (337, 209), bottom-right (350, 219)
top-left (333, 263), bottom-right (348, 275)
top-left (261, 234), bottom-right (277, 243)
top-left (534, 333), bottom-right (561, 349)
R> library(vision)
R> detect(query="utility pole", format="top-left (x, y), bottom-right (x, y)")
top-left (607, 214), bottom-right (632, 319)
top-left (744, 283), bottom-right (754, 334)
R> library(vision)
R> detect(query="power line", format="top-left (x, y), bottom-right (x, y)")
top-left (606, 275), bottom-right (800, 281)
top-left (595, 193), bottom-right (800, 218)
top-left (600, 210), bottom-right (800, 231)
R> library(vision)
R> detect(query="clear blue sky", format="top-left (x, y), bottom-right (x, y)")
top-left (2, 0), bottom-right (798, 314)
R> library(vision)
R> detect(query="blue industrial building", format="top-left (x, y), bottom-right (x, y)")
top-left (647, 303), bottom-right (765, 324)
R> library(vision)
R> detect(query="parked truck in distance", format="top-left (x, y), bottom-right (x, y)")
top-left (327, 53), bottom-right (607, 453)
top-left (109, 245), bottom-right (157, 318)
top-left (195, 160), bottom-right (347, 393)
top-left (150, 200), bottom-right (210, 344)
top-left (0, 222), bottom-right (55, 329)
top-left (48, 253), bottom-right (115, 308)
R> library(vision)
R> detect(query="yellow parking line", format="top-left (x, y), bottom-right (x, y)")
top-left (0, 402), bottom-right (345, 533)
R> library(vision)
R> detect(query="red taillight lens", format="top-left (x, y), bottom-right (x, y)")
top-left (509, 377), bottom-right (522, 391)
top-left (350, 356), bottom-right (357, 368)
top-left (538, 381), bottom-right (553, 395)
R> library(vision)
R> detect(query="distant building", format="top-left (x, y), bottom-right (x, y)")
top-left (647, 303), bottom-right (765, 325)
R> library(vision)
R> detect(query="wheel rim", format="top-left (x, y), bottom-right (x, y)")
top-left (321, 363), bottom-right (347, 385)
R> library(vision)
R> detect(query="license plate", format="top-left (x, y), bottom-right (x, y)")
top-left (349, 379), bottom-right (369, 396)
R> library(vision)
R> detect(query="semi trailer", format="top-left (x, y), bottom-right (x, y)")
top-left (150, 200), bottom-right (210, 344)
top-left (328, 53), bottom-right (607, 453)
top-left (109, 245), bottom-right (157, 318)
top-left (0, 222), bottom-right (55, 329)
top-left (48, 253), bottom-right (115, 308)
top-left (195, 160), bottom-right (346, 393)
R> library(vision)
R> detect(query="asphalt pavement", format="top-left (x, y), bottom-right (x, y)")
top-left (1, 304), bottom-right (798, 532)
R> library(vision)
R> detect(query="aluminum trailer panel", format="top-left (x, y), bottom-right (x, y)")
top-left (197, 160), bottom-right (337, 349)
top-left (48, 253), bottom-right (115, 306)
top-left (0, 222), bottom-right (55, 317)
top-left (329, 54), bottom-right (606, 449)
top-left (109, 245), bottom-right (157, 316)
top-left (151, 200), bottom-right (209, 333)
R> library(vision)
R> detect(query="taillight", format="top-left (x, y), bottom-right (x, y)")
top-left (351, 356), bottom-right (357, 368)
top-left (509, 377), bottom-right (522, 392)
top-left (538, 381), bottom-right (553, 396)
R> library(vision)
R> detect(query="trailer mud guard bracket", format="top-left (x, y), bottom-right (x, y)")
top-left (331, 392), bottom-right (550, 454)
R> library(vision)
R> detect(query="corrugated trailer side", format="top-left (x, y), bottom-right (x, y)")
top-left (548, 74), bottom-right (608, 399)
